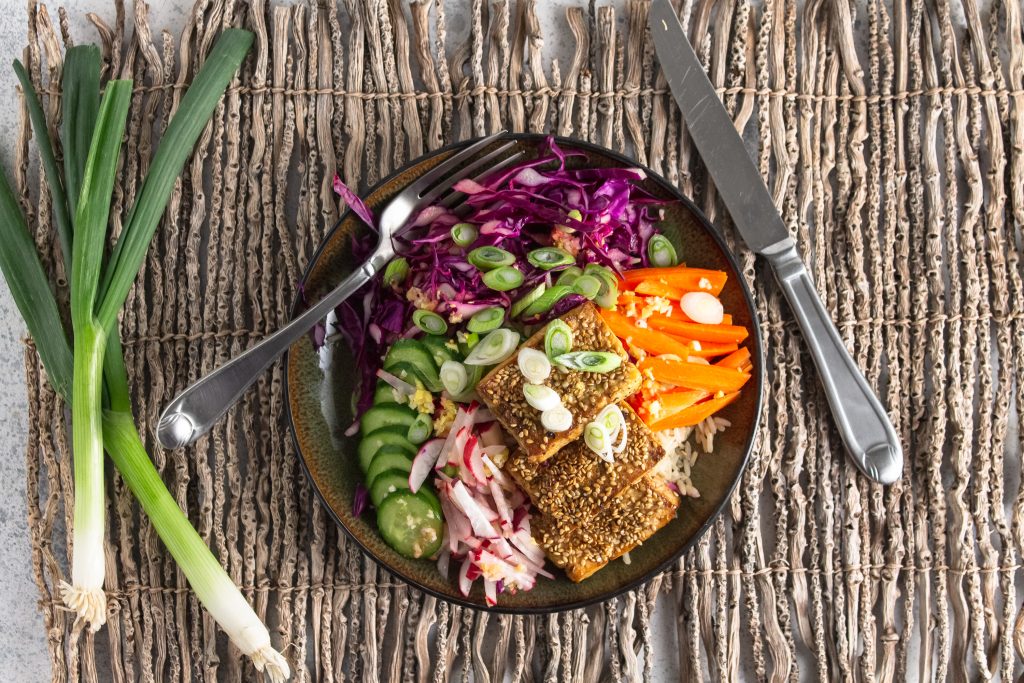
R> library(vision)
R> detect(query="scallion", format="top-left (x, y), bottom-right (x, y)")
top-left (413, 309), bottom-right (448, 335)
top-left (571, 274), bottom-right (601, 300)
top-left (647, 234), bottom-right (679, 267)
top-left (383, 257), bottom-right (410, 289)
top-left (468, 246), bottom-right (515, 271)
top-left (523, 384), bottom-right (561, 411)
top-left (467, 306), bottom-right (504, 333)
top-left (555, 266), bottom-right (583, 288)
top-left (554, 351), bottom-right (622, 373)
top-left (510, 283), bottom-right (546, 317)
top-left (527, 247), bottom-right (575, 270)
top-left (481, 266), bottom-right (523, 291)
top-left (540, 406), bottom-right (573, 433)
top-left (516, 348), bottom-right (551, 384)
top-left (439, 360), bottom-right (469, 396)
top-left (522, 285), bottom-right (574, 317)
top-left (544, 320), bottom-right (573, 359)
top-left (406, 412), bottom-right (434, 444)
top-left (450, 222), bottom-right (478, 247)
top-left (464, 328), bottom-right (520, 366)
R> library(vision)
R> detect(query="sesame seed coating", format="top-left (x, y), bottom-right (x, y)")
top-left (476, 303), bottom-right (642, 462)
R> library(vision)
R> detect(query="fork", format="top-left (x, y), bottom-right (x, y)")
top-left (156, 132), bottom-right (523, 450)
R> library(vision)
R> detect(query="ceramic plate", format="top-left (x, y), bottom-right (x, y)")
top-left (285, 134), bottom-right (763, 613)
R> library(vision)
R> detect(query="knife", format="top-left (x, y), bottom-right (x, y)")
top-left (649, 0), bottom-right (902, 484)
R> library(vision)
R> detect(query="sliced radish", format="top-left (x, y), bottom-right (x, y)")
top-left (376, 368), bottom-right (416, 397)
top-left (472, 408), bottom-right (496, 424)
top-left (462, 435), bottom-right (486, 485)
top-left (437, 545), bottom-right (451, 579)
top-left (450, 481), bottom-right (496, 537)
top-left (680, 291), bottom-right (724, 325)
top-left (411, 439), bottom-right (444, 491)
top-left (489, 479), bottom-right (513, 528)
top-left (458, 556), bottom-right (474, 596)
top-left (484, 579), bottom-right (498, 606)
top-left (478, 422), bottom-right (505, 448)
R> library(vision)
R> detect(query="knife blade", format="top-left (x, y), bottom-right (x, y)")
top-left (649, 0), bottom-right (903, 484)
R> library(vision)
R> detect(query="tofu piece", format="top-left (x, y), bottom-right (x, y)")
top-left (476, 303), bottom-right (642, 462)
top-left (504, 402), bottom-right (664, 523)
top-left (531, 474), bottom-right (679, 582)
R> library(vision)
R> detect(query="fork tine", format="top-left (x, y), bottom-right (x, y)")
top-left (441, 150), bottom-right (526, 209)
top-left (419, 141), bottom-right (521, 207)
top-left (409, 131), bottom-right (508, 197)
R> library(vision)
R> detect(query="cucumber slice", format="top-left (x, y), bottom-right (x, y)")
top-left (417, 486), bottom-right (443, 518)
top-left (370, 469), bottom-right (413, 508)
top-left (511, 283), bottom-right (546, 318)
top-left (376, 491), bottom-right (444, 559)
top-left (373, 380), bottom-right (401, 405)
top-left (384, 340), bottom-right (443, 391)
top-left (366, 451), bottom-right (414, 489)
top-left (358, 427), bottom-right (417, 473)
top-left (360, 404), bottom-right (418, 435)
top-left (420, 335), bottom-right (460, 365)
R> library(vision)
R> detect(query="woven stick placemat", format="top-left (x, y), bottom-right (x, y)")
top-left (15, 0), bottom-right (1024, 679)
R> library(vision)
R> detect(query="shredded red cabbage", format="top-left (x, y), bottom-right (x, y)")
top-left (330, 137), bottom-right (666, 417)
top-left (353, 483), bottom-right (370, 516)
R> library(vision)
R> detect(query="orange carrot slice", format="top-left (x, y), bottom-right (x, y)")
top-left (635, 279), bottom-right (686, 299)
top-left (600, 309), bottom-right (692, 359)
top-left (716, 347), bottom-right (751, 369)
top-left (641, 356), bottom-right (751, 392)
top-left (619, 267), bottom-right (728, 295)
top-left (649, 391), bottom-right (741, 430)
top-left (645, 315), bottom-right (749, 343)
top-left (665, 337), bottom-right (739, 358)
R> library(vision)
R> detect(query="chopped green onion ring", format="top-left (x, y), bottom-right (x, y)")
top-left (541, 406), bottom-right (573, 433)
top-left (482, 266), bottom-right (524, 291)
top-left (544, 320), bottom-right (573, 359)
top-left (510, 283), bottom-right (546, 317)
top-left (440, 359), bottom-right (469, 396)
top-left (522, 285), bottom-right (574, 317)
top-left (383, 257), bottom-right (410, 289)
top-left (571, 274), bottom-right (601, 300)
top-left (517, 347), bottom-right (551, 384)
top-left (647, 234), bottom-right (679, 267)
top-left (407, 412), bottom-right (434, 445)
top-left (412, 309), bottom-right (448, 335)
top-left (468, 246), bottom-right (515, 271)
top-left (555, 266), bottom-right (583, 287)
top-left (467, 306), bottom-right (505, 333)
top-left (554, 351), bottom-right (622, 373)
top-left (523, 383), bottom-right (561, 411)
top-left (464, 328), bottom-right (520, 366)
top-left (451, 222), bottom-right (478, 247)
top-left (527, 247), bottom-right (575, 270)
top-left (584, 421), bottom-right (609, 454)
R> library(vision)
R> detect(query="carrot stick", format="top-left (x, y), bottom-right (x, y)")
top-left (649, 391), bottom-right (741, 430)
top-left (665, 336), bottom-right (739, 358)
top-left (619, 267), bottom-right (728, 295)
top-left (640, 356), bottom-right (751, 392)
top-left (635, 280), bottom-right (686, 299)
top-left (600, 309), bottom-right (692, 358)
top-left (645, 315), bottom-right (749, 343)
top-left (615, 291), bottom-right (733, 325)
top-left (716, 347), bottom-right (751, 369)
top-left (656, 389), bottom-right (708, 413)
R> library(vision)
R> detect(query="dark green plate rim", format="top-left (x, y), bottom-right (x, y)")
top-left (284, 133), bottom-right (764, 614)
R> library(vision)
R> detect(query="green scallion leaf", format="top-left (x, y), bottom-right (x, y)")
top-left (450, 222), bottom-right (478, 247)
top-left (61, 45), bottom-right (101, 219)
top-left (467, 306), bottom-right (505, 333)
top-left (544, 320), bottom-right (573, 359)
top-left (522, 285), bottom-right (574, 317)
top-left (413, 309), bottom-right (448, 335)
top-left (481, 265), bottom-right (523, 291)
top-left (571, 274), bottom-right (601, 300)
top-left (383, 257), bottom-right (410, 289)
top-left (468, 246), bottom-right (515, 271)
top-left (555, 266), bottom-right (583, 288)
top-left (553, 351), bottom-right (622, 373)
top-left (526, 247), bottom-right (575, 270)
top-left (510, 283), bottom-right (546, 317)
top-left (647, 234), bottom-right (678, 267)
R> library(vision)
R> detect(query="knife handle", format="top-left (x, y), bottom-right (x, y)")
top-left (763, 240), bottom-right (903, 484)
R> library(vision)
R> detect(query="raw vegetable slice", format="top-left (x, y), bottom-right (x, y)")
top-left (468, 246), bottom-right (515, 270)
top-left (527, 247), bottom-right (575, 270)
top-left (383, 257), bottom-right (410, 289)
top-left (376, 491), bottom-right (444, 559)
top-left (440, 360), bottom-right (469, 396)
top-left (640, 356), bottom-right (751, 393)
top-left (370, 469), bottom-right (413, 508)
top-left (409, 439), bottom-right (445, 492)
top-left (648, 391), bottom-right (741, 430)
top-left (643, 315), bottom-right (749, 343)
top-left (358, 427), bottom-right (417, 473)
top-left (467, 306), bottom-right (505, 333)
top-left (511, 283), bottom-right (547, 317)
top-left (373, 380), bottom-right (401, 405)
top-left (464, 328), bottom-right (519, 366)
top-left (360, 404), bottom-right (418, 435)
top-left (716, 346), bottom-right (752, 370)
top-left (413, 309), bottom-right (449, 334)
top-left (517, 348), bottom-right (551, 384)
top-left (543, 320), bottom-right (573, 358)
top-left (571, 274), bottom-right (602, 300)
top-left (619, 266), bottom-right (728, 295)
top-left (680, 291), bottom-right (724, 325)
top-left (406, 412), bottom-right (434, 444)
top-left (366, 451), bottom-right (414, 488)
top-left (541, 406), bottom-right (573, 432)
top-left (522, 285), bottom-right (574, 317)
top-left (553, 351), bottom-right (622, 373)
top-left (450, 222), bottom-right (478, 246)
top-left (482, 266), bottom-right (524, 291)
top-left (600, 309), bottom-right (692, 358)
top-left (646, 235), bottom-right (679, 267)
top-left (555, 266), bottom-right (583, 287)
top-left (420, 335), bottom-right (460, 365)
top-left (523, 384), bottom-right (561, 411)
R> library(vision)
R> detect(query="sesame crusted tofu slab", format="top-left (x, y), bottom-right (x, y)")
top-left (531, 474), bottom-right (680, 582)
top-left (504, 402), bottom-right (665, 522)
top-left (476, 303), bottom-right (642, 462)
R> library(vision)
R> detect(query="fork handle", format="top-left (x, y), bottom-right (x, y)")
top-left (156, 246), bottom-right (394, 449)
top-left (763, 240), bottom-right (903, 484)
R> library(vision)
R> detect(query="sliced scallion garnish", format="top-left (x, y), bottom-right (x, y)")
top-left (571, 274), bottom-right (601, 300)
top-left (540, 406), bottom-right (573, 433)
top-left (451, 222), bottom-right (478, 247)
top-left (510, 283), bottom-right (546, 317)
top-left (412, 309), bottom-right (448, 335)
top-left (544, 320), bottom-right (573, 359)
top-left (439, 359), bottom-right (469, 396)
top-left (522, 285), bottom-right (574, 317)
top-left (517, 347), bottom-right (551, 383)
top-left (468, 246), bottom-right (515, 271)
top-left (383, 257), bottom-right (410, 289)
top-left (555, 265), bottom-right (583, 287)
top-left (467, 306), bottom-right (505, 333)
top-left (482, 265), bottom-right (524, 291)
top-left (647, 234), bottom-right (678, 267)
top-left (523, 384), bottom-right (561, 411)
top-left (464, 328), bottom-right (520, 366)
top-left (584, 421), bottom-right (609, 453)
top-left (554, 351), bottom-right (622, 373)
top-left (527, 247), bottom-right (575, 270)
top-left (406, 412), bottom-right (434, 444)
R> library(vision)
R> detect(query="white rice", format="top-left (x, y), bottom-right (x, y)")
top-left (653, 416), bottom-right (731, 499)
